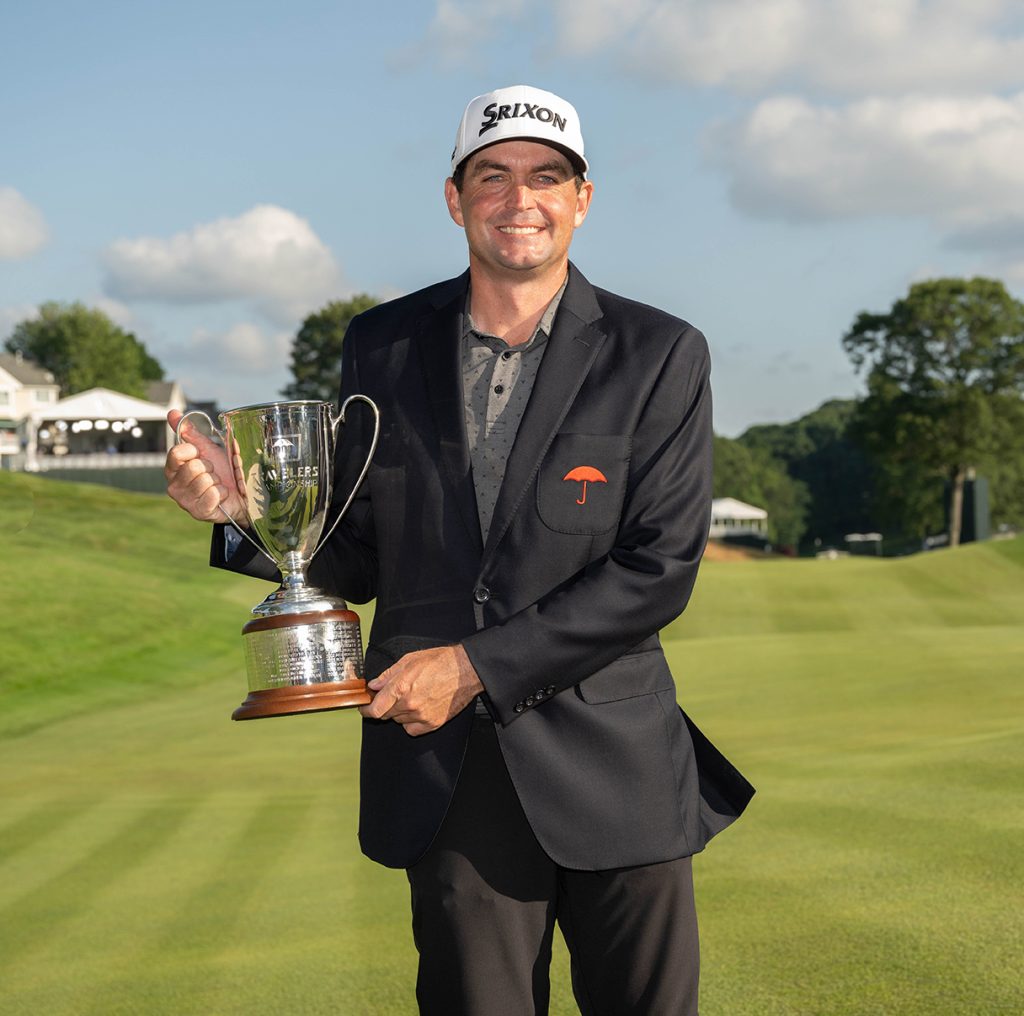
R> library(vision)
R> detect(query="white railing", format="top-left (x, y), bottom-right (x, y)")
top-left (9, 452), bottom-right (167, 472)
top-left (709, 520), bottom-right (768, 538)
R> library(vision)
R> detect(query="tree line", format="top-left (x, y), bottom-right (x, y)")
top-left (715, 278), bottom-right (1024, 551)
top-left (8, 278), bottom-right (1023, 552)
top-left (5, 302), bottom-right (164, 398)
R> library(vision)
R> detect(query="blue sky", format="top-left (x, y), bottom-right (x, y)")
top-left (3, 0), bottom-right (1023, 435)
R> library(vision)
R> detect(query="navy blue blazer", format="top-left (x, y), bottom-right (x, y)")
top-left (213, 263), bottom-right (753, 869)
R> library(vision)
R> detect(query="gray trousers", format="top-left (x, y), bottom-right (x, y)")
top-left (407, 718), bottom-right (700, 1016)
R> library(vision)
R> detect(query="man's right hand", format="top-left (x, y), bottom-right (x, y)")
top-left (164, 410), bottom-right (248, 525)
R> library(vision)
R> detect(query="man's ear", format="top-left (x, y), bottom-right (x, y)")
top-left (574, 180), bottom-right (594, 228)
top-left (444, 177), bottom-right (465, 227)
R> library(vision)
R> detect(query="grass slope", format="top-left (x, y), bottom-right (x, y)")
top-left (0, 471), bottom-right (276, 737)
top-left (1, 473), bottom-right (1022, 1015)
top-left (667, 544), bottom-right (1024, 1016)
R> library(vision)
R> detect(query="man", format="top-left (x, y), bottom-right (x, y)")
top-left (166, 85), bottom-right (753, 1015)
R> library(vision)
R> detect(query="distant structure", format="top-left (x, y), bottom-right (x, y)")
top-left (709, 497), bottom-right (768, 540)
top-left (844, 532), bottom-right (883, 556)
top-left (0, 352), bottom-right (61, 468)
top-left (945, 473), bottom-right (991, 544)
top-left (18, 385), bottom-right (187, 472)
top-left (0, 355), bottom-right (206, 493)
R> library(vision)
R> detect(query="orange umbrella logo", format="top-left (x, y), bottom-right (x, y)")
top-left (562, 465), bottom-right (607, 505)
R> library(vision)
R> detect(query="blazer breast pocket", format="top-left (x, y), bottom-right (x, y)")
top-left (536, 433), bottom-right (631, 536)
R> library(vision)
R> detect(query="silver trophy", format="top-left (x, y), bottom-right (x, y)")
top-left (175, 398), bottom-right (380, 720)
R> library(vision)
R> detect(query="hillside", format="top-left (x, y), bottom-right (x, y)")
top-left (1, 474), bottom-right (1022, 1014)
top-left (0, 472), bottom-right (278, 736)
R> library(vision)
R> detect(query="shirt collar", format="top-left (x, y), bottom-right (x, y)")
top-left (461, 275), bottom-right (568, 350)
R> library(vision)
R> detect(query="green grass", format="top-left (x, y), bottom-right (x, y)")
top-left (1, 472), bottom-right (1022, 1015)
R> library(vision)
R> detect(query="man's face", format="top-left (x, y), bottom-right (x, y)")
top-left (444, 141), bottom-right (593, 280)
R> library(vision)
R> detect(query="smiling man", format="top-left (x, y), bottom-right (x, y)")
top-left (167, 85), bottom-right (753, 1015)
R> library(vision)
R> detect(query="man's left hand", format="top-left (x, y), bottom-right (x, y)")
top-left (358, 645), bottom-right (484, 736)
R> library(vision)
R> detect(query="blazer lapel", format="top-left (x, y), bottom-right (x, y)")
top-left (483, 263), bottom-right (606, 560)
top-left (415, 271), bottom-right (484, 554)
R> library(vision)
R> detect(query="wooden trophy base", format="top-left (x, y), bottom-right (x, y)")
top-left (232, 679), bottom-right (372, 721)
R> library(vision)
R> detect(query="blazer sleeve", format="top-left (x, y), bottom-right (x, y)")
top-left (462, 326), bottom-right (713, 726)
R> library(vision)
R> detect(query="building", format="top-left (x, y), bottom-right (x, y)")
top-left (709, 497), bottom-right (769, 539)
top-left (0, 353), bottom-right (61, 466)
top-left (22, 386), bottom-right (186, 471)
top-left (0, 353), bottom-right (194, 493)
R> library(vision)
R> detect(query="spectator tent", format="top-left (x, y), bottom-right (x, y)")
top-left (709, 497), bottom-right (768, 539)
top-left (24, 386), bottom-right (180, 471)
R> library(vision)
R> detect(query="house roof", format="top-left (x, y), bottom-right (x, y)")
top-left (0, 352), bottom-right (57, 386)
top-left (146, 380), bottom-right (177, 404)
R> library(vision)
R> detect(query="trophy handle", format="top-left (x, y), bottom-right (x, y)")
top-left (174, 410), bottom-right (277, 567)
top-left (313, 394), bottom-right (381, 560)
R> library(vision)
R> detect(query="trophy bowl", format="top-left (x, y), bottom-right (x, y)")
top-left (176, 397), bottom-right (380, 720)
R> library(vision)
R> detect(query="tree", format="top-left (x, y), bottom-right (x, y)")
top-left (282, 295), bottom-right (379, 402)
top-left (843, 278), bottom-right (1024, 546)
top-left (740, 399), bottom-right (877, 548)
top-left (5, 302), bottom-right (164, 397)
top-left (713, 434), bottom-right (810, 548)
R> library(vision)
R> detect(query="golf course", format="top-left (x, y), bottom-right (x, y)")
top-left (1, 470), bottom-right (1021, 1015)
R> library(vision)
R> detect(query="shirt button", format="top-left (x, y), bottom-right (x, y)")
top-left (473, 586), bottom-right (491, 604)
top-left (501, 351), bottom-right (513, 360)
top-left (493, 384), bottom-right (505, 395)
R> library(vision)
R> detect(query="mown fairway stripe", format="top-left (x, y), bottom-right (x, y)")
top-left (0, 798), bottom-right (99, 865)
top-left (75, 795), bottom-right (315, 1016)
top-left (0, 800), bottom-right (195, 969)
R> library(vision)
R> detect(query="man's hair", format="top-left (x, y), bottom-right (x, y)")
top-left (451, 159), bottom-right (585, 194)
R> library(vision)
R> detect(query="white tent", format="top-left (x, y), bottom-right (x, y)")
top-left (710, 497), bottom-right (768, 538)
top-left (31, 387), bottom-right (172, 423)
top-left (25, 387), bottom-right (177, 470)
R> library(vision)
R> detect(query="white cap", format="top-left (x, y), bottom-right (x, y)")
top-left (451, 85), bottom-right (588, 179)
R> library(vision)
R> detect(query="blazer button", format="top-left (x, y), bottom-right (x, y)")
top-left (534, 688), bottom-right (545, 699)
top-left (546, 685), bottom-right (555, 696)
top-left (525, 695), bottom-right (535, 707)
top-left (473, 586), bottom-right (491, 604)
top-left (513, 702), bottom-right (525, 713)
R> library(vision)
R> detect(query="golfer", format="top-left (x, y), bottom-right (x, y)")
top-left (166, 84), bottom-right (753, 1015)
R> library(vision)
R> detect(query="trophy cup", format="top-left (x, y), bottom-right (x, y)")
top-left (175, 397), bottom-right (380, 720)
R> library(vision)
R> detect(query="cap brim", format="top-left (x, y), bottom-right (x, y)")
top-left (454, 137), bottom-right (588, 180)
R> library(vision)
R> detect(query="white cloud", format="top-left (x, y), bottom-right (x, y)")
top-left (553, 0), bottom-right (1024, 96)
top-left (0, 188), bottom-right (49, 260)
top-left (171, 321), bottom-right (294, 406)
top-left (1003, 259), bottom-right (1024, 287)
top-left (101, 205), bottom-right (343, 325)
top-left (0, 304), bottom-right (39, 341)
top-left (706, 93), bottom-right (1024, 244)
top-left (400, 0), bottom-right (531, 67)
top-left (198, 321), bottom-right (292, 375)
top-left (92, 296), bottom-right (139, 331)
top-left (420, 0), bottom-right (1024, 95)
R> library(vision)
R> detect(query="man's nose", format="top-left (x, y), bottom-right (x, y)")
top-left (506, 184), bottom-right (536, 210)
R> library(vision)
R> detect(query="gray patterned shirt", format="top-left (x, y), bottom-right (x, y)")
top-left (461, 277), bottom-right (567, 545)
top-left (462, 278), bottom-right (567, 717)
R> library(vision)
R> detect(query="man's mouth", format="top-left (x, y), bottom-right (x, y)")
top-left (497, 226), bottom-right (543, 235)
